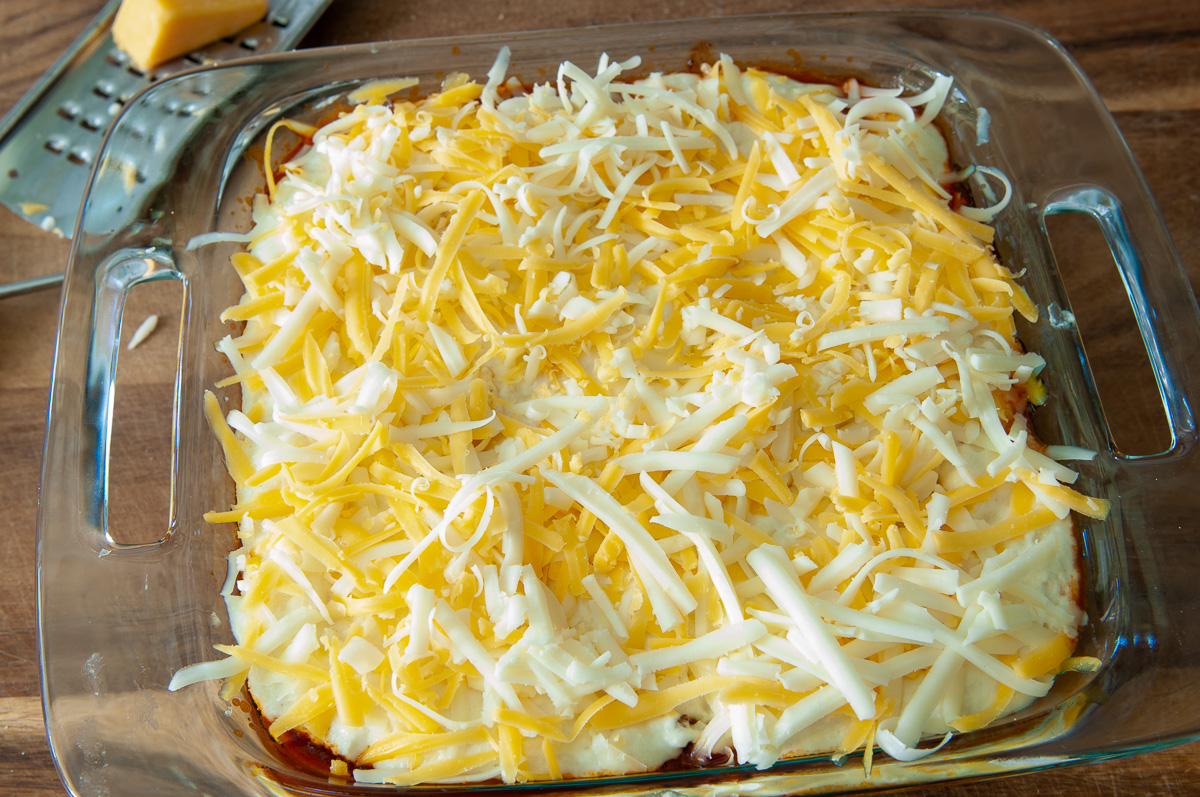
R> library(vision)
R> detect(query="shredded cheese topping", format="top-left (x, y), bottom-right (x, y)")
top-left (175, 49), bottom-right (1110, 783)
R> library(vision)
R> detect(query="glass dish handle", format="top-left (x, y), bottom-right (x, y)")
top-left (1035, 184), bottom-right (1200, 752)
top-left (1043, 187), bottom-right (1199, 460)
top-left (85, 246), bottom-right (183, 551)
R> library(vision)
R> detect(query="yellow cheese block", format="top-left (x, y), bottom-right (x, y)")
top-left (112, 0), bottom-right (269, 71)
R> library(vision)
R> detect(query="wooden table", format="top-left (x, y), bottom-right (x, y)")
top-left (2, 0), bottom-right (1198, 794)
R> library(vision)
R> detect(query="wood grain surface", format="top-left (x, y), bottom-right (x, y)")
top-left (2, 0), bottom-right (1198, 794)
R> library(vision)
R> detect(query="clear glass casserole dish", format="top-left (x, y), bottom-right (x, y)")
top-left (37, 10), bottom-right (1200, 796)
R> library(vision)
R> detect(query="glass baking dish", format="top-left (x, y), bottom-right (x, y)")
top-left (37, 10), bottom-right (1200, 796)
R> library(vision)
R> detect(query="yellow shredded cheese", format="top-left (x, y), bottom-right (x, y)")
top-left (177, 49), bottom-right (1109, 783)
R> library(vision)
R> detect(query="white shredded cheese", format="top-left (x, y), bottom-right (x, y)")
top-left (125, 314), bottom-right (159, 350)
top-left (181, 50), bottom-right (1105, 786)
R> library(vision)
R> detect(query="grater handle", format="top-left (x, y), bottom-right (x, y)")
top-left (0, 272), bottom-right (64, 300)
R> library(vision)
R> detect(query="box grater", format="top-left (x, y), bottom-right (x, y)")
top-left (0, 0), bottom-right (331, 298)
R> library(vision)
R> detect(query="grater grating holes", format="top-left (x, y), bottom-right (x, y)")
top-left (0, 0), bottom-right (333, 258)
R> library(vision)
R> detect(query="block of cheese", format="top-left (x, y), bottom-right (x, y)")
top-left (112, 0), bottom-right (269, 71)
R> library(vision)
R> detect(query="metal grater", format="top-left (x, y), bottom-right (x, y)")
top-left (0, 0), bottom-right (331, 297)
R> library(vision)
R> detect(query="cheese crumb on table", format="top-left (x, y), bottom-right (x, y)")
top-left (126, 314), bottom-right (159, 350)
top-left (173, 48), bottom-right (1109, 784)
